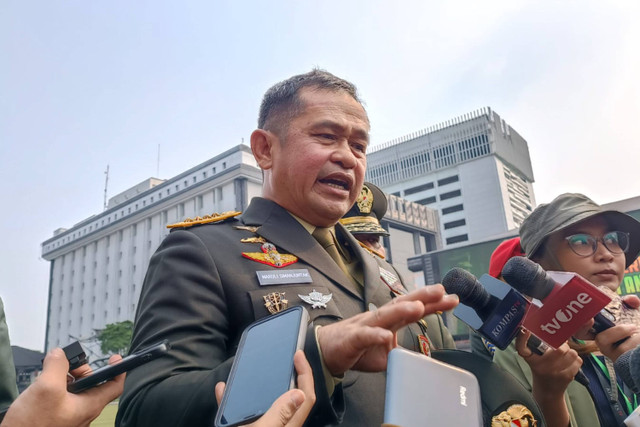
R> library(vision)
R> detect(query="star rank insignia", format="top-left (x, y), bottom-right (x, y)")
top-left (242, 242), bottom-right (298, 268)
top-left (379, 267), bottom-right (406, 295)
top-left (263, 292), bottom-right (288, 314)
top-left (298, 289), bottom-right (333, 309)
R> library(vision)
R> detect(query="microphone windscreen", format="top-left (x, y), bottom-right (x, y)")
top-left (501, 257), bottom-right (554, 300)
top-left (442, 268), bottom-right (491, 310)
top-left (629, 346), bottom-right (640, 395)
top-left (615, 349), bottom-right (637, 393)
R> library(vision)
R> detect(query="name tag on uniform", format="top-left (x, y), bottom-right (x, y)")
top-left (256, 269), bottom-right (313, 286)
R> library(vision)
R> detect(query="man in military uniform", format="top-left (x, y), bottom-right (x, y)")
top-left (116, 70), bottom-right (458, 427)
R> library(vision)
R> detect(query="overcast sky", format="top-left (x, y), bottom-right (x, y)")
top-left (1, 0), bottom-right (639, 350)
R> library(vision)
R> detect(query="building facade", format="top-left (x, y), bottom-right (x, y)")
top-left (366, 107), bottom-right (535, 248)
top-left (41, 145), bottom-right (263, 353)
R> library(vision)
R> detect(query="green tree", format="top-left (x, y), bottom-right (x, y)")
top-left (97, 320), bottom-right (133, 354)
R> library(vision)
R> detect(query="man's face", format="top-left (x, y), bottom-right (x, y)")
top-left (263, 88), bottom-right (369, 227)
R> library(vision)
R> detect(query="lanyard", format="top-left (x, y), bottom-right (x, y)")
top-left (591, 354), bottom-right (639, 415)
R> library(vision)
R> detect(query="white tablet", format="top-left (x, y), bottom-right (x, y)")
top-left (384, 347), bottom-right (483, 426)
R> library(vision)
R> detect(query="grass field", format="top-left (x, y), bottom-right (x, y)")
top-left (91, 400), bottom-right (118, 426)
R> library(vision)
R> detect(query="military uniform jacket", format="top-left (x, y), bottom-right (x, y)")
top-left (116, 197), bottom-right (454, 427)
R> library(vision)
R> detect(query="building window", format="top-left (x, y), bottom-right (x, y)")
top-left (175, 185), bottom-right (179, 192)
top-left (143, 200), bottom-right (146, 207)
top-left (442, 204), bottom-right (464, 215)
top-left (437, 175), bottom-right (459, 186)
top-left (193, 176), bottom-right (197, 184)
top-left (439, 190), bottom-right (461, 201)
top-left (203, 171), bottom-right (207, 179)
top-left (184, 180), bottom-right (188, 188)
top-left (444, 219), bottom-right (466, 230)
top-left (404, 182), bottom-right (434, 196)
top-left (151, 196), bottom-right (154, 203)
top-left (446, 234), bottom-right (469, 245)
top-left (223, 162), bottom-right (226, 169)
top-left (213, 167), bottom-right (217, 174)
top-left (416, 196), bottom-right (436, 205)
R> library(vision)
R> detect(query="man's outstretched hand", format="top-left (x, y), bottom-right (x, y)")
top-left (317, 284), bottom-right (458, 376)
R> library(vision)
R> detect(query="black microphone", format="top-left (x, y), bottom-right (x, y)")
top-left (502, 257), bottom-right (621, 344)
top-left (614, 347), bottom-right (640, 394)
top-left (442, 267), bottom-right (545, 354)
top-left (443, 267), bottom-right (590, 387)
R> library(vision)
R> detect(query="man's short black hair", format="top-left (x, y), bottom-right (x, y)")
top-left (258, 69), bottom-right (365, 136)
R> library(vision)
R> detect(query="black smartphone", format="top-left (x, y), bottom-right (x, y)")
top-left (214, 306), bottom-right (309, 427)
top-left (67, 340), bottom-right (170, 393)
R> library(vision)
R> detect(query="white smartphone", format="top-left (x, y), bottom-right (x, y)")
top-left (384, 347), bottom-right (483, 426)
top-left (214, 306), bottom-right (309, 427)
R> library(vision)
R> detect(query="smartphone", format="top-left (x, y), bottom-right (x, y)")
top-left (214, 306), bottom-right (309, 427)
top-left (67, 340), bottom-right (170, 393)
top-left (384, 348), bottom-right (483, 426)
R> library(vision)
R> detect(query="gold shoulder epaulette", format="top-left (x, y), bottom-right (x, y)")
top-left (167, 211), bottom-right (241, 229)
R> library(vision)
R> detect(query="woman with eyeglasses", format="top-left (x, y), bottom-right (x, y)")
top-left (493, 193), bottom-right (640, 427)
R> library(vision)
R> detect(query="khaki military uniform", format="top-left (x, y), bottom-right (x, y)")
top-left (117, 197), bottom-right (454, 427)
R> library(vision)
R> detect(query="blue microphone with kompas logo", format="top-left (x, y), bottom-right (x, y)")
top-left (442, 268), bottom-right (533, 351)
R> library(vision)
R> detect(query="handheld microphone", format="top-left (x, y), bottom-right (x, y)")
top-left (501, 257), bottom-right (613, 348)
top-left (614, 347), bottom-right (640, 395)
top-left (443, 267), bottom-right (590, 387)
top-left (442, 268), bottom-right (542, 353)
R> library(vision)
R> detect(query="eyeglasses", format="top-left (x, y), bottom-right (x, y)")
top-left (564, 231), bottom-right (630, 257)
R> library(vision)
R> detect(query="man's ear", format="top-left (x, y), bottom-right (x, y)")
top-left (251, 129), bottom-right (276, 170)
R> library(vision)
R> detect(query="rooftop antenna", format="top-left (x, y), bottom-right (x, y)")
top-left (103, 165), bottom-right (109, 211)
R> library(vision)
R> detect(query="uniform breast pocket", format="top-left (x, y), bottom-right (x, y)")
top-left (248, 286), bottom-right (343, 324)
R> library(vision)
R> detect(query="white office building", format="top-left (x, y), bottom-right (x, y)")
top-left (366, 107), bottom-right (536, 248)
top-left (41, 145), bottom-right (263, 353)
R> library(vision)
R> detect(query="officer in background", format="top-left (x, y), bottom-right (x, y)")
top-left (340, 182), bottom-right (455, 356)
top-left (339, 182), bottom-right (389, 260)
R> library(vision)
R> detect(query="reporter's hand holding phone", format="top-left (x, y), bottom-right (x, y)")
top-left (214, 351), bottom-right (315, 427)
top-left (1, 348), bottom-right (124, 427)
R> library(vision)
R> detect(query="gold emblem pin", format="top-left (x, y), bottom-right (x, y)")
top-left (242, 242), bottom-right (298, 268)
top-left (491, 404), bottom-right (537, 427)
top-left (263, 292), bottom-right (288, 314)
top-left (241, 236), bottom-right (267, 244)
top-left (356, 185), bottom-right (373, 214)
